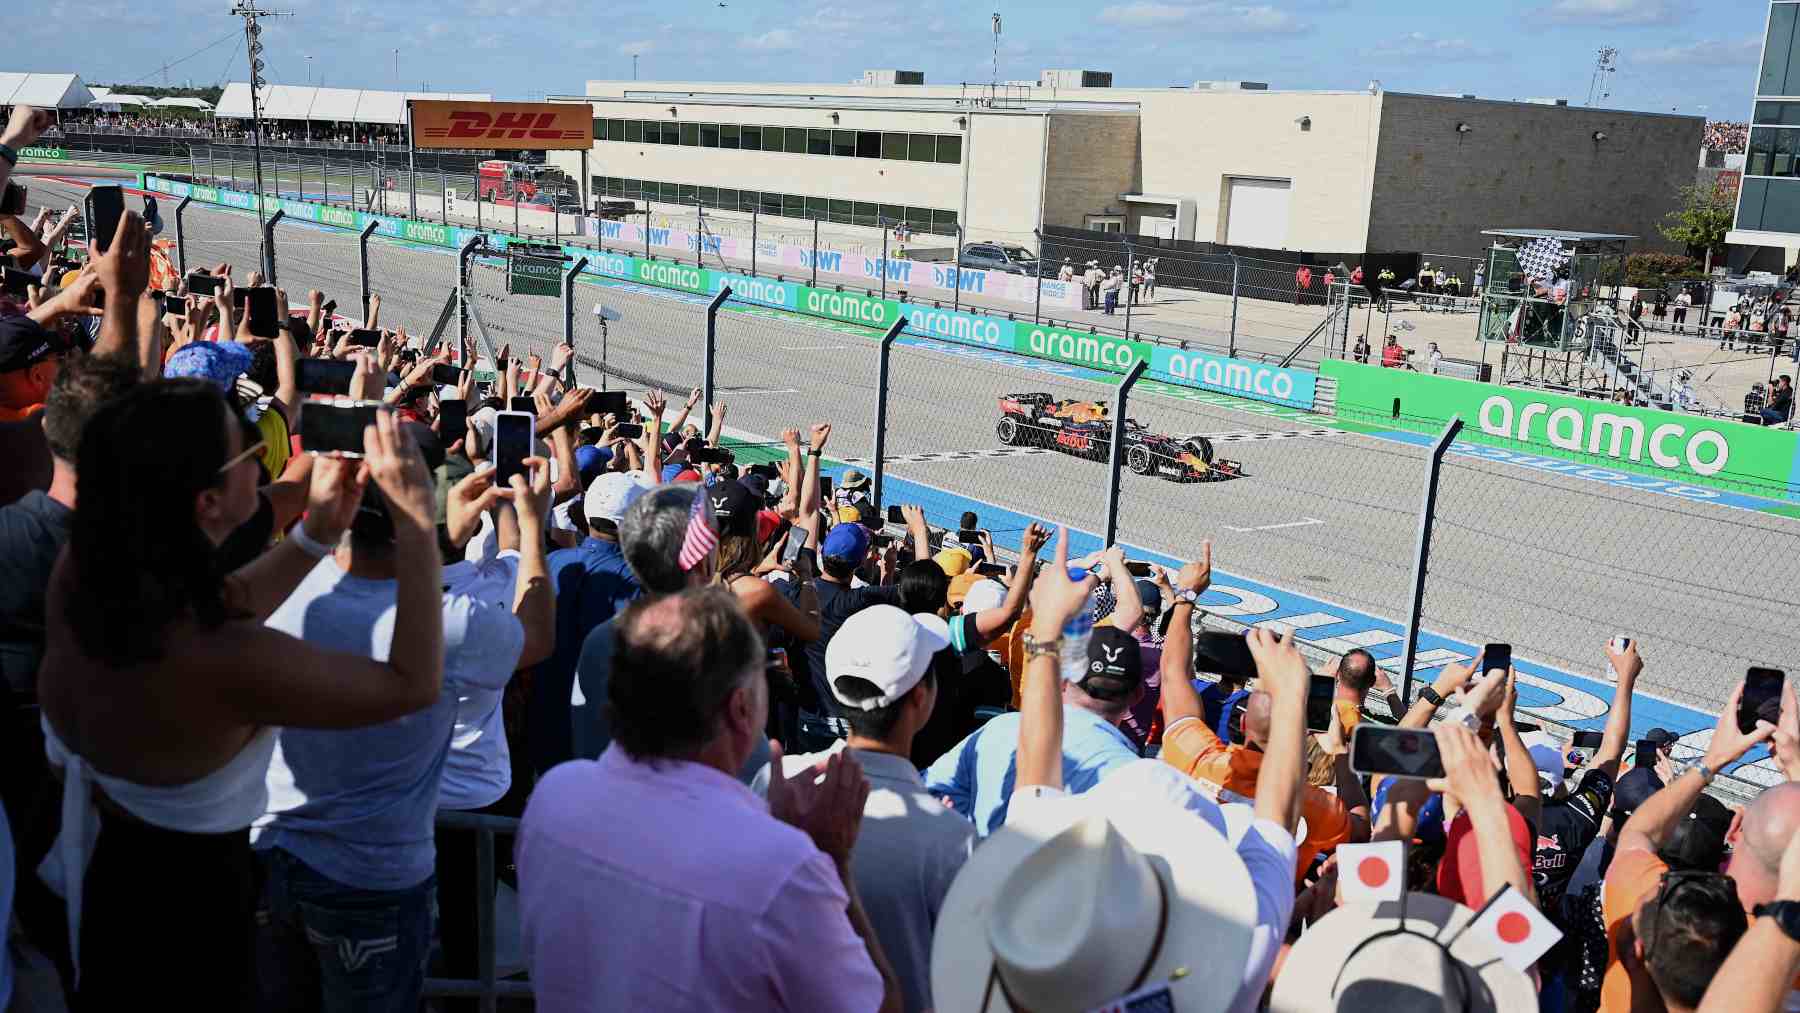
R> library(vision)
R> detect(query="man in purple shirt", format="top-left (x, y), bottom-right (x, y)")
top-left (517, 586), bottom-right (902, 1012)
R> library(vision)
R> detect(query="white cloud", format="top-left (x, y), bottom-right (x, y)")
top-left (617, 39), bottom-right (655, 56)
top-left (1362, 32), bottom-right (1491, 61)
top-left (1097, 2), bottom-right (1307, 33)
top-left (1635, 37), bottom-right (1761, 66)
top-left (745, 28), bottom-right (800, 51)
top-left (1536, 0), bottom-right (1688, 26)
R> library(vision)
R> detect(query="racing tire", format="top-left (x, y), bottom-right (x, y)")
top-left (997, 415), bottom-right (1022, 446)
top-left (1126, 444), bottom-right (1153, 475)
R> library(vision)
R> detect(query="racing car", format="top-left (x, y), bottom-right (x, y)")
top-left (996, 393), bottom-right (1244, 483)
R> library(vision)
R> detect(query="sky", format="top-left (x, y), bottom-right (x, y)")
top-left (6, 0), bottom-right (1775, 119)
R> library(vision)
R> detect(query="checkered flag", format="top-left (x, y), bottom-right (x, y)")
top-left (1517, 237), bottom-right (1570, 281)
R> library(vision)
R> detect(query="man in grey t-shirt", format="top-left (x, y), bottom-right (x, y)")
top-left (753, 604), bottom-right (975, 1013)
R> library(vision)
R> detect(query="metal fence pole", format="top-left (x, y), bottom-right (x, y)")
top-left (871, 319), bottom-right (906, 510)
top-left (953, 225), bottom-right (965, 314)
top-left (1104, 359), bottom-right (1150, 547)
top-left (174, 196), bottom-right (193, 275)
top-left (261, 209), bottom-right (284, 286)
top-left (563, 256), bottom-right (588, 388)
top-left (513, 189), bottom-right (520, 236)
top-left (1228, 253), bottom-right (1241, 358)
top-left (751, 210), bottom-right (758, 275)
top-left (644, 209), bottom-right (652, 261)
top-left (358, 219), bottom-right (380, 323)
top-left (1123, 245), bottom-right (1136, 338)
top-left (880, 223), bottom-right (889, 301)
top-left (189, 146), bottom-right (198, 183)
top-left (1032, 228), bottom-right (1043, 325)
top-left (811, 219), bottom-right (819, 287)
top-left (1398, 416), bottom-right (1465, 705)
top-left (440, 161), bottom-right (448, 226)
top-left (703, 287), bottom-right (732, 422)
top-left (458, 236), bottom-right (485, 360)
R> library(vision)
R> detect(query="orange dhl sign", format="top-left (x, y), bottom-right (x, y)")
top-left (411, 100), bottom-right (593, 150)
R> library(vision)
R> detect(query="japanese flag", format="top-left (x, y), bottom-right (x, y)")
top-left (1467, 884), bottom-right (1562, 972)
top-left (1338, 841), bottom-right (1405, 903)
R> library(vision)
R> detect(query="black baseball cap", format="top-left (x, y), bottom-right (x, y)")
top-left (1610, 765), bottom-right (1665, 822)
top-left (0, 314), bottom-right (68, 374)
top-left (1659, 793), bottom-right (1733, 872)
top-left (1643, 728), bottom-right (1679, 749)
top-left (707, 479), bottom-right (760, 537)
top-left (1078, 627), bottom-right (1143, 702)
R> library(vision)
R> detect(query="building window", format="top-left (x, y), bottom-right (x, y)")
top-left (783, 194), bottom-right (805, 217)
top-left (933, 209), bottom-right (959, 234)
top-left (807, 128), bottom-right (832, 155)
top-left (908, 134), bottom-right (936, 162)
top-left (1763, 3), bottom-right (1800, 97)
top-left (720, 124), bottom-right (740, 149)
top-left (622, 119), bottom-right (642, 143)
top-left (741, 125), bottom-right (762, 151)
top-left (785, 127), bottom-right (808, 154)
top-left (1757, 101), bottom-right (1800, 125)
top-left (831, 130), bottom-right (856, 157)
top-left (879, 203), bottom-right (904, 226)
top-left (904, 206), bottom-right (933, 229)
top-left (1742, 177), bottom-right (1800, 233)
top-left (936, 135), bottom-right (962, 164)
top-left (1750, 126), bottom-right (1800, 177)
top-left (882, 132), bottom-right (909, 160)
top-left (698, 185), bottom-right (717, 205)
top-left (609, 118), bottom-right (625, 140)
top-left (679, 122), bottom-right (700, 146)
top-left (699, 123), bottom-right (719, 147)
top-left (593, 118), bottom-right (608, 141)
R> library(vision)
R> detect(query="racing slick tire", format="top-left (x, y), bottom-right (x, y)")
top-left (1126, 444), bottom-right (1153, 475)
top-left (997, 415), bottom-right (1023, 446)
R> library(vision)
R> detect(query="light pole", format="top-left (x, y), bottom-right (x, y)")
top-left (393, 49), bottom-right (399, 88)
top-left (632, 54), bottom-right (639, 80)
top-left (231, 1), bottom-right (291, 280)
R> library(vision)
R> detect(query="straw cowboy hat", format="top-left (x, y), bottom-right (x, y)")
top-left (931, 760), bottom-right (1258, 1013)
top-left (1269, 894), bottom-right (1535, 1013)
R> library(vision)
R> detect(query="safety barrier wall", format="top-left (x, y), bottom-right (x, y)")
top-left (143, 174), bottom-right (1321, 412)
top-left (1322, 358), bottom-right (1800, 502)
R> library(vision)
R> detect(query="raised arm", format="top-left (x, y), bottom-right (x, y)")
top-left (1618, 679), bottom-right (1773, 858)
top-left (967, 523), bottom-right (1049, 643)
top-left (1016, 528), bottom-right (1097, 791)
top-left (1434, 721), bottom-right (1535, 904)
top-left (802, 423), bottom-right (829, 518)
top-left (89, 212), bottom-right (151, 366)
top-left (1698, 833), bottom-right (1800, 1013)
top-left (705, 400), bottom-right (726, 446)
top-left (900, 504), bottom-right (930, 563)
top-left (1101, 545), bottom-right (1144, 634)
top-left (1246, 626), bottom-right (1307, 833)
top-left (1590, 640), bottom-right (1643, 780)
top-left (0, 106), bottom-right (54, 196)
top-left (1495, 668), bottom-right (1543, 831)
top-left (1156, 545), bottom-right (1211, 726)
top-left (507, 456), bottom-right (556, 669)
top-left (641, 388), bottom-right (666, 479)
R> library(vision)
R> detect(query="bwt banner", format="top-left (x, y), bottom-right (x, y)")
top-left (1151, 346), bottom-right (1317, 410)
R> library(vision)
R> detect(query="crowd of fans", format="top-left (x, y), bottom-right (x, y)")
top-left (9, 101), bottom-right (1800, 1012)
top-left (39, 116), bottom-right (409, 147)
top-left (1704, 120), bottom-right (1749, 154)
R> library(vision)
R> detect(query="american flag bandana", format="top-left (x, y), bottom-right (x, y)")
top-left (678, 487), bottom-right (719, 571)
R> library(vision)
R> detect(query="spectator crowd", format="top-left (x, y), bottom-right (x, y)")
top-left (9, 101), bottom-right (1800, 1013)
top-left (1704, 120), bottom-right (1749, 154)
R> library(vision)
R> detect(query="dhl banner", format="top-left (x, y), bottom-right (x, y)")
top-left (411, 100), bottom-right (592, 150)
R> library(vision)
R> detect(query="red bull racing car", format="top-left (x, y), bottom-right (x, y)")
top-left (996, 393), bottom-right (1244, 483)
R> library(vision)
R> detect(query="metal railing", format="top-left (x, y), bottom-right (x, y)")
top-left (423, 811), bottom-right (532, 1012)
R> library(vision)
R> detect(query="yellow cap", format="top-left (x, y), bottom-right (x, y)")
top-left (934, 546), bottom-right (973, 576)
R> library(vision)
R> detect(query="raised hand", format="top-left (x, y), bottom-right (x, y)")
top-left (1605, 638), bottom-right (1643, 685)
top-left (1429, 721), bottom-right (1507, 810)
top-left (1704, 680), bottom-right (1780, 771)
top-left (645, 388), bottom-right (668, 417)
top-left (1027, 526), bottom-right (1099, 640)
top-left (809, 422), bottom-right (830, 452)
top-left (93, 210), bottom-right (152, 300)
top-left (685, 387), bottom-right (703, 410)
top-left (1020, 522), bottom-right (1050, 558)
top-left (781, 427), bottom-right (802, 451)
top-left (3, 105), bottom-right (54, 149)
top-left (1247, 625), bottom-right (1310, 707)
top-left (361, 410), bottom-right (436, 534)
top-left (765, 744), bottom-right (871, 865)
top-left (505, 456), bottom-right (554, 530)
top-left (301, 452), bottom-right (369, 545)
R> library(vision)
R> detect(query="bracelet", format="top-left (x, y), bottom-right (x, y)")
top-left (1419, 685), bottom-right (1445, 707)
top-left (289, 524), bottom-right (334, 559)
top-left (807, 449), bottom-right (822, 457)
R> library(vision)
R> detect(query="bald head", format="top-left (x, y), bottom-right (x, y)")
top-left (1244, 690), bottom-right (1273, 747)
top-left (1740, 782), bottom-right (1800, 873)
top-left (1337, 650), bottom-right (1377, 695)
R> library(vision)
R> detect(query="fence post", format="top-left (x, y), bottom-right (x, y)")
top-left (871, 319), bottom-right (906, 511)
top-left (189, 145), bottom-right (198, 182)
top-left (811, 219), bottom-right (819, 288)
top-left (704, 287), bottom-right (732, 423)
top-left (644, 209), bottom-right (652, 261)
top-left (458, 235), bottom-right (485, 360)
top-left (261, 209), bottom-right (284, 286)
top-left (358, 220), bottom-right (380, 323)
top-left (953, 225), bottom-right (965, 314)
top-left (1104, 359), bottom-right (1150, 548)
top-left (1123, 244), bottom-right (1136, 339)
top-left (440, 163), bottom-right (448, 226)
top-left (174, 196), bottom-right (193, 275)
top-left (1032, 228), bottom-right (1043, 325)
top-left (696, 200), bottom-right (704, 269)
top-left (751, 210), bottom-right (758, 275)
top-left (1398, 416), bottom-right (1465, 705)
top-left (562, 257), bottom-right (588, 388)
top-left (880, 222), bottom-right (889, 301)
top-left (1228, 253), bottom-right (1241, 358)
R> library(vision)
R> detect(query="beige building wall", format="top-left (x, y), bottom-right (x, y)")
top-left (1366, 94), bottom-right (1703, 262)
top-left (1042, 112), bottom-right (1140, 231)
top-left (963, 112), bottom-right (1052, 244)
top-left (1136, 90), bottom-right (1382, 251)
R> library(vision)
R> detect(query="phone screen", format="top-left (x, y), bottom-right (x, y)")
top-left (611, 422), bottom-right (643, 439)
top-left (1635, 739), bottom-right (1661, 769)
top-left (1191, 632), bottom-right (1258, 680)
top-left (244, 286), bottom-right (279, 339)
top-left (160, 292), bottom-right (187, 316)
top-left (0, 181), bottom-right (25, 216)
top-left (1350, 726), bottom-right (1446, 779)
top-left (296, 358), bottom-right (356, 396)
top-left (1482, 643), bottom-right (1512, 676)
top-left (1741, 667), bottom-right (1786, 734)
top-left (1306, 674), bottom-right (1337, 732)
top-left (1571, 730), bottom-right (1605, 749)
top-left (781, 524), bottom-right (809, 565)
top-left (187, 272), bottom-right (223, 296)
top-left (974, 561), bottom-right (1008, 577)
top-left (588, 390), bottom-right (629, 419)
top-left (494, 411), bottom-right (535, 489)
top-left (818, 476), bottom-right (833, 499)
top-left (958, 528), bottom-right (980, 544)
top-left (1125, 560), bottom-right (1156, 578)
top-left (430, 363), bottom-right (462, 386)
top-left (887, 505), bottom-right (904, 524)
top-left (1, 267), bottom-right (33, 298)
top-left (437, 397), bottom-right (468, 439)
top-left (510, 396), bottom-right (537, 414)
top-left (300, 400), bottom-right (382, 456)
top-left (85, 185), bottom-right (125, 255)
top-left (347, 328), bottom-right (381, 348)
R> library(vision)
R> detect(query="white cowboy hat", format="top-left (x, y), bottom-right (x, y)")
top-left (1269, 894), bottom-right (1535, 1013)
top-left (931, 760), bottom-right (1258, 1013)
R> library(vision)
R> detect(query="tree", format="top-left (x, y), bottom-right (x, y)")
top-left (1658, 181), bottom-right (1736, 265)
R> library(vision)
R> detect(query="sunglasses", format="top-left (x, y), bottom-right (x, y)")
top-left (1642, 869), bottom-right (1737, 966)
top-left (217, 436), bottom-right (268, 475)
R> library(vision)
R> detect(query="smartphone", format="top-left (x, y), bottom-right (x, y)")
top-left (611, 421), bottom-right (643, 439)
top-left (0, 181), bottom-right (25, 216)
top-left (508, 396), bottom-right (538, 414)
top-left (299, 399), bottom-right (383, 456)
top-left (296, 358), bottom-right (356, 396)
top-left (1350, 725), bottom-right (1446, 779)
top-left (1, 267), bottom-right (33, 298)
top-left (347, 327), bottom-right (382, 348)
top-left (1191, 632), bottom-right (1258, 680)
top-left (1635, 739), bottom-right (1662, 769)
top-left (974, 561), bottom-right (1008, 578)
top-left (587, 389), bottom-right (629, 419)
top-left (321, 299), bottom-right (337, 318)
top-left (430, 363), bottom-right (463, 386)
top-left (958, 528), bottom-right (981, 544)
top-left (160, 292), bottom-right (188, 316)
top-left (85, 185), bottom-right (125, 255)
top-left (437, 397), bottom-right (468, 439)
top-left (886, 504), bottom-right (905, 525)
top-left (781, 523), bottom-right (809, 565)
top-left (1228, 700), bottom-right (1248, 744)
top-left (691, 446), bottom-right (733, 465)
top-left (493, 410), bottom-right (535, 489)
top-left (243, 285), bottom-right (279, 339)
top-left (819, 476), bottom-right (833, 500)
top-left (1125, 560), bottom-right (1157, 578)
top-left (1571, 730), bottom-right (1605, 749)
top-left (870, 532), bottom-right (895, 549)
top-left (1481, 643), bottom-right (1511, 676)
top-left (1306, 674), bottom-right (1337, 733)
top-left (187, 271), bottom-right (223, 296)
top-left (1741, 667), bottom-right (1786, 735)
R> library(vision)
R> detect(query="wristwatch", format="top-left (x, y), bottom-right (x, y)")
top-left (1021, 632), bottom-right (1062, 662)
top-left (1419, 685), bottom-right (1445, 707)
top-left (1172, 586), bottom-right (1202, 606)
top-left (1755, 901), bottom-right (1800, 942)
top-left (806, 449), bottom-right (821, 457)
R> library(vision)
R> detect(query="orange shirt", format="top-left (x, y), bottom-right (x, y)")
top-left (1598, 847), bottom-right (1664, 1013)
top-left (1160, 715), bottom-right (1351, 877)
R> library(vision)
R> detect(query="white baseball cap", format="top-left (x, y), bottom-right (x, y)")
top-left (1522, 731), bottom-right (1567, 793)
top-left (961, 578), bottom-right (1007, 614)
top-left (826, 605), bottom-right (950, 710)
top-left (583, 471), bottom-right (651, 524)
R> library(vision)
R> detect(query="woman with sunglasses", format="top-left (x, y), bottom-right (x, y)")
top-left (25, 378), bottom-right (445, 1010)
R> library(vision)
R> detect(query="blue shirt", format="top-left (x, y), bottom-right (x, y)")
top-left (535, 538), bottom-right (640, 774)
top-left (1196, 684), bottom-right (1251, 741)
top-left (922, 706), bottom-right (1141, 837)
top-left (256, 559), bottom-right (525, 891)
